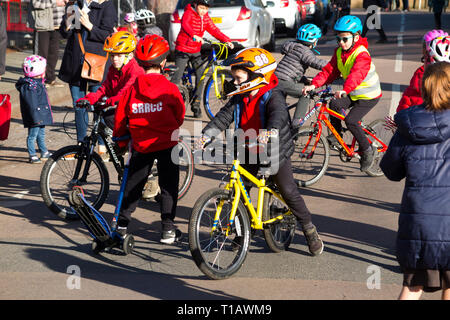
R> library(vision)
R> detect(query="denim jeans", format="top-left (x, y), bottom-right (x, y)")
top-left (70, 83), bottom-right (101, 143)
top-left (27, 126), bottom-right (47, 157)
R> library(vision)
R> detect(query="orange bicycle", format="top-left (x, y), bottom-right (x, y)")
top-left (291, 86), bottom-right (394, 187)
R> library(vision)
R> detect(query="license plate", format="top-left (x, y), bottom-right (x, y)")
top-left (211, 17), bottom-right (222, 24)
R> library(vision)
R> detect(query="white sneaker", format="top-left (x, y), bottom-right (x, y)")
top-left (142, 178), bottom-right (160, 199)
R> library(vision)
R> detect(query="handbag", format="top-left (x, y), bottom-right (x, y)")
top-left (77, 32), bottom-right (108, 82)
top-left (0, 94), bottom-right (11, 141)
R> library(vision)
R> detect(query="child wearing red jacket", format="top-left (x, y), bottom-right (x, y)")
top-left (113, 35), bottom-right (185, 244)
top-left (397, 29), bottom-right (448, 113)
top-left (303, 15), bottom-right (382, 172)
top-left (171, 0), bottom-right (234, 118)
top-left (77, 31), bottom-right (144, 129)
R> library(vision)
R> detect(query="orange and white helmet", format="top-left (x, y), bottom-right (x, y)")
top-left (103, 31), bottom-right (137, 54)
top-left (223, 47), bottom-right (277, 96)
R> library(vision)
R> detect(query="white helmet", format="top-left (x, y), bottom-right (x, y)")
top-left (135, 9), bottom-right (156, 27)
top-left (427, 36), bottom-right (450, 64)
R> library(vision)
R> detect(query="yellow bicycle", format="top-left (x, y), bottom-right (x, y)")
top-left (189, 144), bottom-right (297, 280)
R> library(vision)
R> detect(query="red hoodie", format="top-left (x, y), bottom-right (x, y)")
top-left (312, 37), bottom-right (381, 98)
top-left (84, 58), bottom-right (144, 107)
top-left (396, 65), bottom-right (424, 113)
top-left (175, 4), bottom-right (231, 54)
top-left (113, 73), bottom-right (185, 153)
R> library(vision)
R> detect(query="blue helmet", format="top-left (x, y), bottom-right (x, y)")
top-left (297, 24), bottom-right (322, 44)
top-left (334, 15), bottom-right (363, 34)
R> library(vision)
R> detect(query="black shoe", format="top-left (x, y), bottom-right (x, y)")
top-left (326, 134), bottom-right (340, 149)
top-left (160, 228), bottom-right (182, 244)
top-left (116, 226), bottom-right (128, 237)
top-left (191, 101), bottom-right (202, 118)
top-left (231, 236), bottom-right (244, 252)
top-left (303, 225), bottom-right (324, 256)
top-left (376, 38), bottom-right (388, 44)
top-left (360, 146), bottom-right (375, 172)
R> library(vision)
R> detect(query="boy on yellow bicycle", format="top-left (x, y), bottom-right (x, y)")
top-left (196, 48), bottom-right (324, 256)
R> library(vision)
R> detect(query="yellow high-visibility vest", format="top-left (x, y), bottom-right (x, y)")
top-left (336, 45), bottom-right (381, 101)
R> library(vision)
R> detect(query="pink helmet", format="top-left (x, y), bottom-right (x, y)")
top-left (23, 55), bottom-right (46, 77)
top-left (427, 36), bottom-right (450, 64)
top-left (124, 12), bottom-right (135, 24)
top-left (423, 30), bottom-right (448, 50)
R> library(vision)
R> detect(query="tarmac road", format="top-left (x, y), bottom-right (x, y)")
top-left (0, 10), bottom-right (447, 301)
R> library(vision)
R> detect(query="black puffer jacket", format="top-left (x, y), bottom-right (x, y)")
top-left (274, 41), bottom-right (327, 82)
top-left (58, 0), bottom-right (117, 86)
top-left (203, 76), bottom-right (294, 170)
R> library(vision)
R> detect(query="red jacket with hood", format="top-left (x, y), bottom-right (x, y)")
top-left (113, 73), bottom-right (185, 153)
top-left (175, 4), bottom-right (231, 54)
top-left (312, 37), bottom-right (381, 98)
top-left (84, 58), bottom-right (144, 107)
top-left (396, 65), bottom-right (424, 113)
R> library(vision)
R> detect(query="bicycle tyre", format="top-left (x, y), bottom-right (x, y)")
top-left (189, 188), bottom-right (251, 280)
top-left (203, 69), bottom-right (233, 120)
top-left (174, 139), bottom-right (195, 200)
top-left (364, 119), bottom-right (394, 177)
top-left (262, 192), bottom-right (296, 252)
top-left (292, 126), bottom-right (330, 187)
top-left (40, 145), bottom-right (110, 220)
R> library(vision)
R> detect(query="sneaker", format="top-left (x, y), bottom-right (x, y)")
top-left (303, 225), bottom-right (324, 256)
top-left (116, 226), bottom-right (128, 237)
top-left (360, 146), bottom-right (375, 172)
top-left (97, 145), bottom-right (109, 162)
top-left (142, 178), bottom-right (160, 199)
top-left (40, 151), bottom-right (52, 161)
top-left (160, 228), bottom-right (182, 244)
top-left (191, 101), bottom-right (202, 118)
top-left (29, 155), bottom-right (42, 164)
top-left (326, 134), bottom-right (340, 149)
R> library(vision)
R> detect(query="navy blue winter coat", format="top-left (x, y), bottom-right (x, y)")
top-left (380, 104), bottom-right (450, 271)
top-left (16, 77), bottom-right (53, 128)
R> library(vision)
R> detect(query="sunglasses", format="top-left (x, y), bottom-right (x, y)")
top-left (336, 35), bottom-right (354, 44)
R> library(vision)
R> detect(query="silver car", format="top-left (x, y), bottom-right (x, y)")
top-left (168, 0), bottom-right (276, 52)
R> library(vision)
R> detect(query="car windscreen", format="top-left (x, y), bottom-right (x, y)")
top-left (176, 0), bottom-right (245, 9)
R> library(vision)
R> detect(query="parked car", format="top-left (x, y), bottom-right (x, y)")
top-left (261, 0), bottom-right (303, 36)
top-left (169, 0), bottom-right (276, 53)
top-left (296, 0), bottom-right (307, 22)
top-left (303, 0), bottom-right (331, 28)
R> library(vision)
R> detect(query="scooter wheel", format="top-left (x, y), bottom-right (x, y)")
top-left (122, 234), bottom-right (134, 255)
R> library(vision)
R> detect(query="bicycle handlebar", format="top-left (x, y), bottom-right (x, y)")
top-left (307, 86), bottom-right (347, 100)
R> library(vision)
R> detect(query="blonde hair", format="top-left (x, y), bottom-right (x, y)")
top-left (422, 62), bottom-right (450, 111)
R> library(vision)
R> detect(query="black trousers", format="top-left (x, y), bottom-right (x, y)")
top-left (361, 10), bottom-right (387, 41)
top-left (277, 80), bottom-right (311, 123)
top-left (242, 158), bottom-right (312, 227)
top-left (37, 30), bottom-right (61, 83)
top-left (119, 146), bottom-right (179, 231)
top-left (171, 50), bottom-right (204, 107)
top-left (329, 96), bottom-right (380, 151)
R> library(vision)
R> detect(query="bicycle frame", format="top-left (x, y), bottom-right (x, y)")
top-left (302, 96), bottom-right (389, 158)
top-left (212, 159), bottom-right (292, 234)
top-left (182, 42), bottom-right (229, 101)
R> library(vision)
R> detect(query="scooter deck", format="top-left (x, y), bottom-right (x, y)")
top-left (68, 188), bottom-right (115, 244)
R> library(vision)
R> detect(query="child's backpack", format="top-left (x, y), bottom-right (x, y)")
top-left (0, 94), bottom-right (11, 141)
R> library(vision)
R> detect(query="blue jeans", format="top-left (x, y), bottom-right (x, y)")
top-left (27, 126), bottom-right (47, 157)
top-left (70, 83), bottom-right (101, 143)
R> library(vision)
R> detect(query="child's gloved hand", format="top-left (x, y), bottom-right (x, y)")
top-left (193, 35), bottom-right (204, 43)
top-left (334, 90), bottom-right (347, 99)
top-left (302, 85), bottom-right (316, 96)
top-left (257, 129), bottom-right (278, 144)
top-left (195, 134), bottom-right (211, 150)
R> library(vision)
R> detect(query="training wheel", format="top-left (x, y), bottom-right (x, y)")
top-left (122, 234), bottom-right (134, 255)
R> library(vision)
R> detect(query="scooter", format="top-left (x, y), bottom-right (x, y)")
top-left (68, 136), bottom-right (134, 255)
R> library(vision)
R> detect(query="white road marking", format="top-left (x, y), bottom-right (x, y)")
top-left (395, 53), bottom-right (403, 72)
top-left (390, 84), bottom-right (401, 116)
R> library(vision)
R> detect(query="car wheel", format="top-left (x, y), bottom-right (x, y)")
top-left (263, 24), bottom-right (276, 51)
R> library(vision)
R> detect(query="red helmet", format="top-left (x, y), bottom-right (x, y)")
top-left (135, 34), bottom-right (169, 67)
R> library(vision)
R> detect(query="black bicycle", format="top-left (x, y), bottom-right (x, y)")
top-left (40, 98), bottom-right (195, 220)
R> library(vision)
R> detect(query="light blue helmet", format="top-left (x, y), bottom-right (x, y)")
top-left (296, 24), bottom-right (322, 44)
top-left (334, 15), bottom-right (363, 34)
